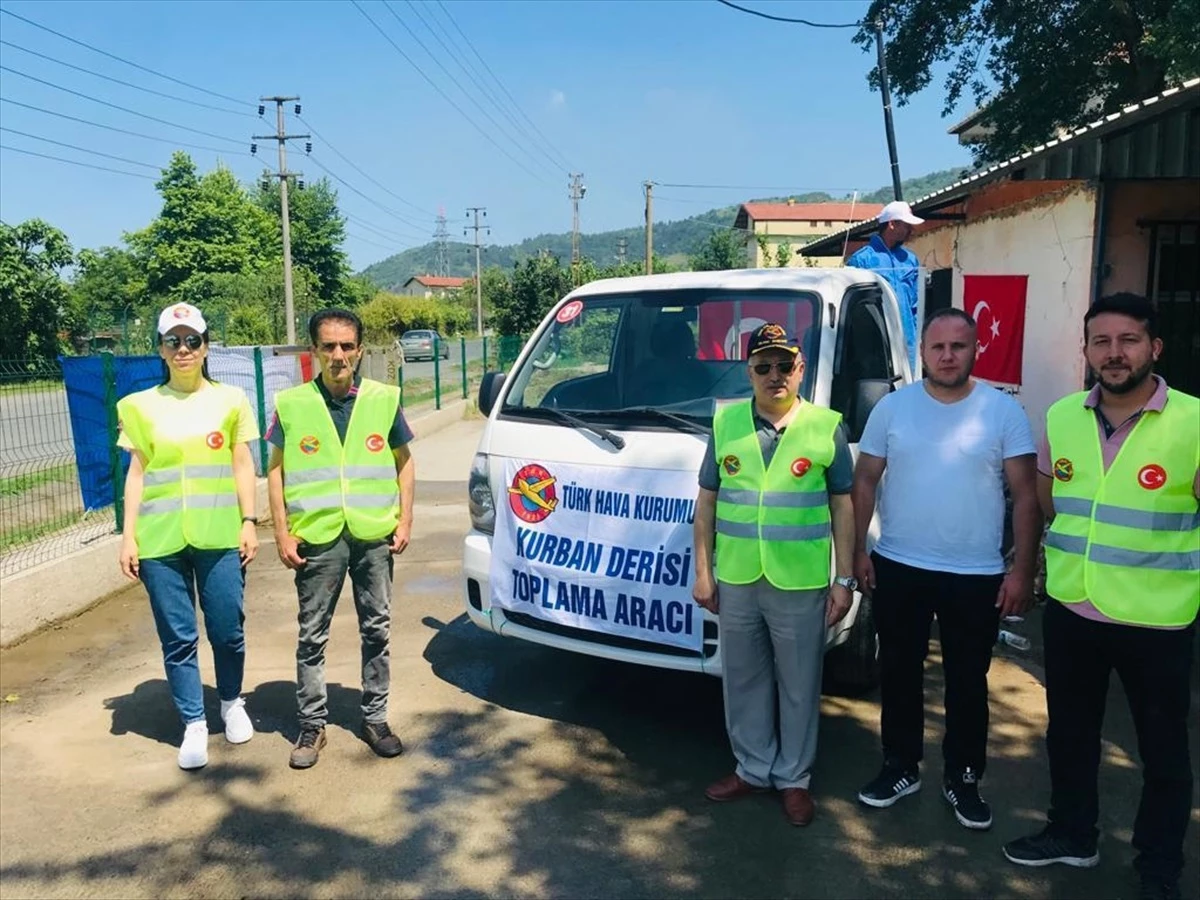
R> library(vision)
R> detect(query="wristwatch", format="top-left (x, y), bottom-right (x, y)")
top-left (242, 516), bottom-right (259, 525)
top-left (834, 575), bottom-right (859, 591)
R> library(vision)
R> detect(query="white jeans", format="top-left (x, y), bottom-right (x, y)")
top-left (718, 577), bottom-right (827, 789)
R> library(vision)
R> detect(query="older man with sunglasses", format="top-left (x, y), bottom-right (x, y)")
top-left (694, 323), bottom-right (856, 827)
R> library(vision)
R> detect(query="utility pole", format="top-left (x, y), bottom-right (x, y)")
top-left (569, 173), bottom-right (586, 285)
top-left (253, 96), bottom-right (309, 344)
top-left (616, 236), bottom-right (628, 266)
top-left (434, 207), bottom-right (450, 277)
top-left (873, 22), bottom-right (904, 201)
top-left (644, 181), bottom-right (655, 275)
top-left (465, 207), bottom-right (489, 336)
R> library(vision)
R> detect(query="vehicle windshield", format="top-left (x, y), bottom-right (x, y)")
top-left (501, 288), bottom-right (820, 427)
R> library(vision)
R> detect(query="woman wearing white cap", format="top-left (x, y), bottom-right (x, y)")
top-left (115, 302), bottom-right (260, 769)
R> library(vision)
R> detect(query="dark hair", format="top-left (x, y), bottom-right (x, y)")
top-left (308, 308), bottom-right (363, 346)
top-left (158, 330), bottom-right (215, 385)
top-left (921, 306), bottom-right (976, 338)
top-left (1084, 292), bottom-right (1158, 340)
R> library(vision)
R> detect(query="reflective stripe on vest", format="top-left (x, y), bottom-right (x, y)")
top-left (277, 379), bottom-right (402, 543)
top-left (1045, 388), bottom-right (1200, 626)
top-left (712, 399), bottom-right (841, 591)
top-left (116, 388), bottom-right (243, 559)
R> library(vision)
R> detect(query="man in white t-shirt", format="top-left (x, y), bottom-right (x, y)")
top-left (850, 307), bottom-right (1041, 831)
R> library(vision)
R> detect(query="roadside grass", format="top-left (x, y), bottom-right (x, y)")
top-left (0, 464), bottom-right (76, 497)
top-left (0, 378), bottom-right (62, 396)
top-left (0, 511), bottom-right (83, 552)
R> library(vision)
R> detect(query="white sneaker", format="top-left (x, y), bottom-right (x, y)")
top-left (178, 721), bottom-right (209, 770)
top-left (220, 697), bottom-right (254, 744)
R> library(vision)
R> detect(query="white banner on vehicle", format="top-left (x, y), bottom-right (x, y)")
top-left (490, 458), bottom-right (702, 652)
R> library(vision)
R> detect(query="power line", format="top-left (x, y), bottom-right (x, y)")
top-left (0, 65), bottom-right (245, 145)
top-left (306, 153), bottom-right (432, 234)
top-left (399, 0), bottom-right (566, 176)
top-left (345, 227), bottom-right (408, 253)
top-left (0, 40), bottom-right (249, 116)
top-left (343, 212), bottom-right (426, 244)
top-left (0, 96), bottom-right (244, 156)
top-left (0, 7), bottom-right (253, 107)
top-left (714, 0), bottom-right (859, 28)
top-left (296, 114), bottom-right (435, 218)
top-left (433, 0), bottom-right (574, 172)
top-left (0, 143), bottom-right (156, 180)
top-left (0, 126), bottom-right (161, 169)
top-left (657, 181), bottom-right (864, 191)
top-left (382, 1), bottom-right (556, 179)
top-left (351, 0), bottom-right (550, 186)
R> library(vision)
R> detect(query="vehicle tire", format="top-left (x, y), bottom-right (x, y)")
top-left (823, 595), bottom-right (880, 696)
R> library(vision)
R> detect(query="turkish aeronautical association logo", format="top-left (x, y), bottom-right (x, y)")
top-left (722, 454), bottom-right (741, 476)
top-left (790, 457), bottom-right (812, 478)
top-left (1137, 463), bottom-right (1167, 491)
top-left (507, 463), bottom-right (558, 523)
top-left (1053, 457), bottom-right (1074, 482)
top-left (205, 431), bottom-right (225, 450)
top-left (365, 433), bottom-right (386, 453)
top-left (299, 435), bottom-right (321, 455)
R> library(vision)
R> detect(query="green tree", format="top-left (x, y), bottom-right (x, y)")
top-left (257, 178), bottom-right (349, 303)
top-left (774, 239), bottom-right (794, 268)
top-left (127, 152), bottom-right (276, 297)
top-left (66, 246), bottom-right (146, 347)
top-left (858, 0), bottom-right (1200, 162)
top-left (691, 229), bottom-right (747, 272)
top-left (491, 255), bottom-right (572, 335)
top-left (0, 219), bottom-right (73, 361)
top-left (340, 273), bottom-right (380, 307)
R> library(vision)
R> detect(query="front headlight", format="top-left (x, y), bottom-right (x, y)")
top-left (468, 452), bottom-right (495, 534)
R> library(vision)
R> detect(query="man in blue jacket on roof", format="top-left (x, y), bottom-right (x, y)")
top-left (847, 200), bottom-right (925, 371)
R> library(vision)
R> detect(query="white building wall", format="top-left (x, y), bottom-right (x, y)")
top-left (908, 184), bottom-right (1098, 438)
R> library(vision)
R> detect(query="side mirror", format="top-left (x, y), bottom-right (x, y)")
top-left (479, 371), bottom-right (506, 416)
top-left (850, 378), bottom-right (893, 442)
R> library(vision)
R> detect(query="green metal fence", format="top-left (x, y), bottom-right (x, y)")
top-left (0, 358), bottom-right (113, 578)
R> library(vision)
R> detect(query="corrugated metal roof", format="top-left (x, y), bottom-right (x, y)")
top-left (734, 201), bottom-right (884, 227)
top-left (802, 78), bottom-right (1200, 256)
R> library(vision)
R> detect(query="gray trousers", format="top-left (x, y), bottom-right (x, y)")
top-left (719, 577), bottom-right (827, 790)
top-left (295, 530), bottom-right (394, 728)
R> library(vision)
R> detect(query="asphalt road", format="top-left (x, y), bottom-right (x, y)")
top-left (0, 386), bottom-right (74, 471)
top-left (0, 419), bottom-right (1196, 900)
top-left (401, 337), bottom-right (485, 384)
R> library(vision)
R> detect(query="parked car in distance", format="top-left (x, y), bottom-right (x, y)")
top-left (400, 329), bottom-right (450, 361)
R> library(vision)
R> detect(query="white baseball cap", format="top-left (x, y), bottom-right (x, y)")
top-left (878, 200), bottom-right (925, 226)
top-left (157, 302), bottom-right (208, 335)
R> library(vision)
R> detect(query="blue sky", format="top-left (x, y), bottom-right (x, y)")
top-left (0, 0), bottom-right (974, 271)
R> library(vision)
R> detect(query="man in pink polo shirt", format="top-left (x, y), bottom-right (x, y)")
top-left (1003, 293), bottom-right (1199, 900)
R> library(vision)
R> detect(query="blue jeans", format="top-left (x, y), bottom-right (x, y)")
top-left (139, 547), bottom-right (246, 725)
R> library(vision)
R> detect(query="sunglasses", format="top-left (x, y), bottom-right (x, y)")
top-left (751, 361), bottom-right (796, 376)
top-left (163, 334), bottom-right (204, 351)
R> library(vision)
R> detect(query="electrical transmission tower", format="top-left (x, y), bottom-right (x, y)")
top-left (569, 173), bottom-right (586, 281)
top-left (465, 207), bottom-right (489, 336)
top-left (434, 207), bottom-right (450, 277)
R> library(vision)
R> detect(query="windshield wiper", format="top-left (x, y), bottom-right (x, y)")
top-left (606, 407), bottom-right (711, 434)
top-left (506, 406), bottom-right (626, 450)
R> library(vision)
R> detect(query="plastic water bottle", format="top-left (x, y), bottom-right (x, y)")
top-left (998, 630), bottom-right (1032, 651)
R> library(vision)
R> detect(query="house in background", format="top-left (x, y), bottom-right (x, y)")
top-left (400, 275), bottom-right (470, 298)
top-left (734, 200), bottom-right (883, 268)
top-left (799, 78), bottom-right (1199, 435)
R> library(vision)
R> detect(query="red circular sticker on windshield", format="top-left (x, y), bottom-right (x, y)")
top-left (205, 431), bottom-right (225, 450)
top-left (556, 300), bottom-right (583, 323)
top-left (365, 433), bottom-right (386, 453)
top-left (790, 457), bottom-right (812, 478)
top-left (1137, 464), bottom-right (1166, 490)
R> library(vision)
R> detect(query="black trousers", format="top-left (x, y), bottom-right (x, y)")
top-left (872, 552), bottom-right (1003, 776)
top-left (1044, 598), bottom-right (1195, 879)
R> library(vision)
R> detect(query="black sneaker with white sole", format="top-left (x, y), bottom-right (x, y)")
top-left (1003, 826), bottom-right (1099, 868)
top-left (857, 764), bottom-right (921, 808)
top-left (942, 767), bottom-right (992, 830)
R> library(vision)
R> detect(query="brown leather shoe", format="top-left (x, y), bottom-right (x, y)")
top-left (705, 773), bottom-right (771, 802)
top-left (782, 787), bottom-right (815, 826)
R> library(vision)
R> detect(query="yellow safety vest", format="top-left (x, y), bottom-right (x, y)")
top-left (117, 387), bottom-right (241, 559)
top-left (1045, 389), bottom-right (1200, 626)
top-left (713, 400), bottom-right (840, 590)
top-left (276, 379), bottom-right (401, 543)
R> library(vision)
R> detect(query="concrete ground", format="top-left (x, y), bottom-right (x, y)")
top-left (0, 416), bottom-right (1197, 900)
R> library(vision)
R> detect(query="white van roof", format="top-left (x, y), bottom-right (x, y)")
top-left (566, 267), bottom-right (886, 300)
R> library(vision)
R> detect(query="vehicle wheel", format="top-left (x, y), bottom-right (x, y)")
top-left (823, 595), bottom-right (880, 696)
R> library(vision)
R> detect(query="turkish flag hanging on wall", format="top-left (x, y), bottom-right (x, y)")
top-left (963, 275), bottom-right (1028, 385)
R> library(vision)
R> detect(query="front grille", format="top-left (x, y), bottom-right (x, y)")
top-left (502, 610), bottom-right (717, 659)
